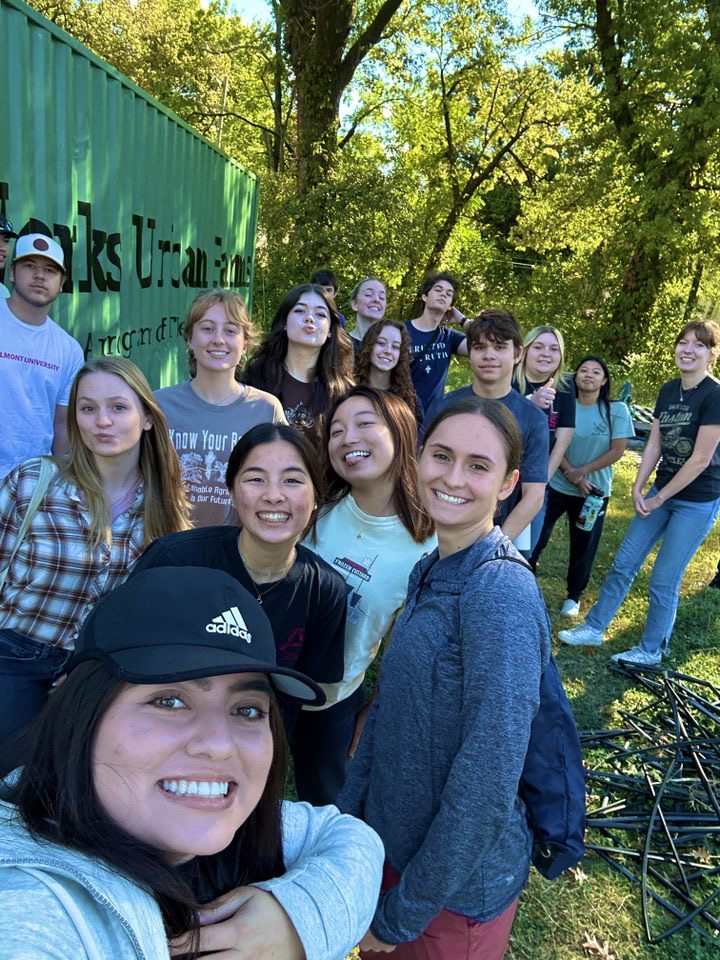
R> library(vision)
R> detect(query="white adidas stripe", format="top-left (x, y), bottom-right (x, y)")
top-left (206, 606), bottom-right (252, 641)
top-left (213, 607), bottom-right (249, 630)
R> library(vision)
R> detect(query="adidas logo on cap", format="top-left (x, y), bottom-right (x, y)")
top-left (205, 606), bottom-right (252, 643)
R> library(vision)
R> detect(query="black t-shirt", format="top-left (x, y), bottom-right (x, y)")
top-left (654, 376), bottom-right (720, 501)
top-left (280, 370), bottom-right (316, 430)
top-left (514, 376), bottom-right (576, 450)
top-left (132, 527), bottom-right (347, 725)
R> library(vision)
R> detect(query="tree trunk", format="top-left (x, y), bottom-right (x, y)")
top-left (683, 259), bottom-right (704, 323)
top-left (281, 0), bottom-right (403, 194)
top-left (603, 245), bottom-right (663, 360)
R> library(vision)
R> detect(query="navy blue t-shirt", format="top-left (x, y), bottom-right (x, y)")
top-left (422, 385), bottom-right (549, 524)
top-left (406, 322), bottom-right (466, 414)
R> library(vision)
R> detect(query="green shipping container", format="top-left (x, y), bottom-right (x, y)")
top-left (0, 0), bottom-right (259, 387)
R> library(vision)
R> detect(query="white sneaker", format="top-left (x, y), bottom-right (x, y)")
top-left (558, 624), bottom-right (604, 647)
top-left (610, 646), bottom-right (662, 666)
top-left (561, 599), bottom-right (580, 618)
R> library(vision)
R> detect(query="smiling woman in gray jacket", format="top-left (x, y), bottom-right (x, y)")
top-left (339, 397), bottom-right (550, 960)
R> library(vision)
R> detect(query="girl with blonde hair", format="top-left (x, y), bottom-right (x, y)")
top-left (0, 356), bottom-right (189, 761)
top-left (513, 324), bottom-right (576, 552)
top-left (156, 289), bottom-right (285, 527)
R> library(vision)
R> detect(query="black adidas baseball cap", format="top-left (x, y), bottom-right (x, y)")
top-left (67, 566), bottom-right (325, 705)
top-left (0, 215), bottom-right (17, 238)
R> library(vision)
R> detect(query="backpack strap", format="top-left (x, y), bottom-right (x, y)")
top-left (474, 551), bottom-right (586, 880)
top-left (0, 458), bottom-right (58, 593)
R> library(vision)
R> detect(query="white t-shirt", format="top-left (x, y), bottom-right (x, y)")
top-left (304, 495), bottom-right (436, 706)
top-left (155, 379), bottom-right (286, 527)
top-left (0, 298), bottom-right (84, 480)
top-left (0, 282), bottom-right (9, 299)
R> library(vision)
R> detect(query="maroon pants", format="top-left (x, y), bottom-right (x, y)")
top-left (360, 864), bottom-right (519, 960)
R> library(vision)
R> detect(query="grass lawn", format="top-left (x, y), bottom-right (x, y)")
top-left (507, 452), bottom-right (720, 959)
top-left (342, 360), bottom-right (720, 957)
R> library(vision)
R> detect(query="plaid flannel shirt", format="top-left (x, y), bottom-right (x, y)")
top-left (0, 459), bottom-right (145, 649)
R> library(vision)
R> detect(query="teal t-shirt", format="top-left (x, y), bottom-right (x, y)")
top-left (550, 399), bottom-right (634, 498)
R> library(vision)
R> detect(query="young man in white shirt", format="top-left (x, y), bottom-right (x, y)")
top-left (0, 234), bottom-right (84, 479)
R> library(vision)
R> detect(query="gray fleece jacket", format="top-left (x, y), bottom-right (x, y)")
top-left (338, 527), bottom-right (550, 944)
top-left (0, 796), bottom-right (383, 960)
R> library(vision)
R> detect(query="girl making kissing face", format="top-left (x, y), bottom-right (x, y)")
top-left (241, 284), bottom-right (354, 438)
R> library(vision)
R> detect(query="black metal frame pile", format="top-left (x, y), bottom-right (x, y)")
top-left (581, 662), bottom-right (720, 944)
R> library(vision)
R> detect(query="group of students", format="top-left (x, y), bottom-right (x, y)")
top-left (0, 257), bottom-right (719, 959)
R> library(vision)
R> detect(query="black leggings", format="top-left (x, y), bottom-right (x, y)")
top-left (291, 684), bottom-right (366, 805)
top-left (530, 488), bottom-right (609, 602)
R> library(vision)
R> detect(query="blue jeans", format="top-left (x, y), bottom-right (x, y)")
top-left (0, 630), bottom-right (71, 773)
top-left (585, 489), bottom-right (720, 655)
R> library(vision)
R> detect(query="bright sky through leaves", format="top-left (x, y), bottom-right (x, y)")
top-left (233, 0), bottom-right (538, 24)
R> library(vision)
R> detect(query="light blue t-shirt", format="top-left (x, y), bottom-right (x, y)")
top-left (550, 399), bottom-right (634, 498)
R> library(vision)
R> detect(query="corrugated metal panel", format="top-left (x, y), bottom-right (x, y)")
top-left (0, 0), bottom-right (259, 387)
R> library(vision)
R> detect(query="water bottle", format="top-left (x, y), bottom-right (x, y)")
top-left (576, 485), bottom-right (605, 532)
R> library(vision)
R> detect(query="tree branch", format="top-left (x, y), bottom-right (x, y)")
top-left (337, 96), bottom-right (402, 149)
top-left (337, 0), bottom-right (404, 92)
top-left (185, 109), bottom-right (295, 154)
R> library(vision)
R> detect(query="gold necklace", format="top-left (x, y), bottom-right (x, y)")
top-left (238, 544), bottom-right (296, 603)
top-left (245, 576), bottom-right (286, 605)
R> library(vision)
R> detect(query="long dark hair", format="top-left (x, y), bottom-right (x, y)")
top-left (355, 320), bottom-right (418, 414)
top-left (225, 422), bottom-right (324, 537)
top-left (9, 661), bottom-right (288, 951)
top-left (317, 386), bottom-right (433, 544)
top-left (241, 284), bottom-right (354, 421)
top-left (574, 354), bottom-right (612, 431)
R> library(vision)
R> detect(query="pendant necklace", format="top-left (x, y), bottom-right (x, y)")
top-left (238, 544), bottom-right (296, 604)
top-left (246, 577), bottom-right (284, 605)
top-left (679, 380), bottom-right (700, 403)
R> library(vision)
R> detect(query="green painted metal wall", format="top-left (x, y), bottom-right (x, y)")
top-left (0, 0), bottom-right (259, 388)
